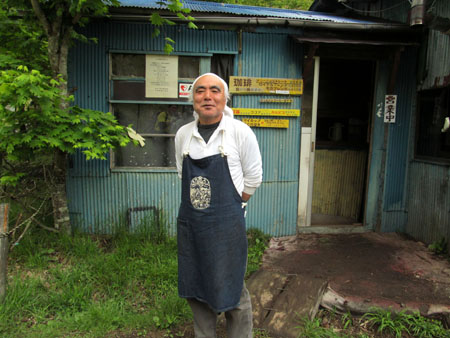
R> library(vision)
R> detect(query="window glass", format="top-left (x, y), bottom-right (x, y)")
top-left (110, 53), bottom-right (212, 168)
top-left (416, 87), bottom-right (450, 163)
top-left (113, 104), bottom-right (194, 167)
top-left (112, 54), bottom-right (145, 77)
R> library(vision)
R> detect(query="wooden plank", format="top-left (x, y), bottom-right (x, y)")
top-left (0, 203), bottom-right (9, 302)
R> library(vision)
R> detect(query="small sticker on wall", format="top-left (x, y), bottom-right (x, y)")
top-left (179, 83), bottom-right (193, 97)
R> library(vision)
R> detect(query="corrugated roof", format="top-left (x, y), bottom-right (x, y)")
top-left (117, 0), bottom-right (379, 24)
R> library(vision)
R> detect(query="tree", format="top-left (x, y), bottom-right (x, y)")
top-left (0, 0), bottom-right (195, 235)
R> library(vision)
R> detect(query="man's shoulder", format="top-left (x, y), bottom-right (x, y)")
top-left (176, 120), bottom-right (196, 138)
top-left (224, 116), bottom-right (254, 135)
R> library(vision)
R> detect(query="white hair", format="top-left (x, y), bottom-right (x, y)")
top-left (188, 73), bottom-right (230, 102)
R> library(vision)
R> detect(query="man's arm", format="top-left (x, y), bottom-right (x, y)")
top-left (240, 128), bottom-right (263, 201)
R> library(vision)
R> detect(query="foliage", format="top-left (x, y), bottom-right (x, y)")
top-left (0, 66), bottom-right (132, 179)
top-left (151, 0), bottom-right (197, 54)
top-left (200, 0), bottom-right (315, 10)
top-left (296, 315), bottom-right (345, 337)
top-left (246, 227), bottom-right (271, 277)
top-left (361, 308), bottom-right (450, 338)
top-left (0, 226), bottom-right (270, 337)
top-left (428, 237), bottom-right (448, 255)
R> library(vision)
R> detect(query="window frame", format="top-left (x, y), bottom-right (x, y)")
top-left (414, 86), bottom-right (450, 166)
top-left (108, 51), bottom-right (212, 171)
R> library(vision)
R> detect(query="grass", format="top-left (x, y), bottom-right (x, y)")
top-left (0, 225), bottom-right (271, 337)
top-left (295, 308), bottom-right (450, 338)
top-left (2, 225), bottom-right (448, 338)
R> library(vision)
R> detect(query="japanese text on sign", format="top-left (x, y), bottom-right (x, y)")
top-left (384, 95), bottom-right (397, 123)
top-left (241, 118), bottom-right (289, 128)
top-left (229, 76), bottom-right (303, 95)
top-left (145, 55), bottom-right (178, 98)
top-left (233, 108), bottom-right (300, 117)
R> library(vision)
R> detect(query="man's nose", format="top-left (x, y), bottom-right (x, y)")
top-left (203, 90), bottom-right (212, 99)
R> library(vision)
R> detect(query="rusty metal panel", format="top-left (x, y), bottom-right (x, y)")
top-left (312, 149), bottom-right (367, 220)
top-left (407, 162), bottom-right (450, 245)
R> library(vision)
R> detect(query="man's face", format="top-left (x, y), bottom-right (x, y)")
top-left (193, 75), bottom-right (226, 125)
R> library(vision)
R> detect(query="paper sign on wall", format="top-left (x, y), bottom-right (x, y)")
top-left (145, 55), bottom-right (178, 98)
top-left (230, 76), bottom-right (303, 95)
top-left (241, 118), bottom-right (289, 128)
top-left (384, 95), bottom-right (397, 123)
top-left (233, 108), bottom-right (300, 117)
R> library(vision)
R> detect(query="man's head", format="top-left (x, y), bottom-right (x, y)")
top-left (190, 73), bottom-right (229, 125)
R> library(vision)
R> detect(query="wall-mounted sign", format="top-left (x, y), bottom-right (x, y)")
top-left (145, 55), bottom-right (178, 98)
top-left (242, 118), bottom-right (289, 129)
top-left (179, 83), bottom-right (193, 97)
top-left (260, 98), bottom-right (293, 103)
top-left (230, 76), bottom-right (303, 95)
top-left (233, 108), bottom-right (300, 117)
top-left (384, 94), bottom-right (397, 123)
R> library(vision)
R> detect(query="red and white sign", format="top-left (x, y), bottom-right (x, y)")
top-left (179, 83), bottom-right (193, 97)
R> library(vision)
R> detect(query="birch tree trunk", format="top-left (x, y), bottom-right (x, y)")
top-left (0, 203), bottom-right (9, 302)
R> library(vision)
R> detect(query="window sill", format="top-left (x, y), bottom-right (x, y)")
top-left (111, 167), bottom-right (178, 173)
top-left (412, 157), bottom-right (450, 167)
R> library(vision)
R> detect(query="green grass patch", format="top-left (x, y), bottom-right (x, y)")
top-left (0, 226), bottom-right (270, 337)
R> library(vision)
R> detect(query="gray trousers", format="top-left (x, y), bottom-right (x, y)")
top-left (187, 286), bottom-right (253, 338)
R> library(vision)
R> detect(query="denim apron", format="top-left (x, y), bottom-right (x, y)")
top-left (177, 132), bottom-right (247, 313)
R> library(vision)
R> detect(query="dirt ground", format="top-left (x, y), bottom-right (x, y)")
top-left (264, 232), bottom-right (450, 310)
top-left (113, 232), bottom-right (450, 338)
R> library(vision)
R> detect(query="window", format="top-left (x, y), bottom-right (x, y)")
top-left (415, 87), bottom-right (450, 163)
top-left (110, 53), bottom-right (203, 168)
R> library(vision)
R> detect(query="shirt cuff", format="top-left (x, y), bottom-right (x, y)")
top-left (243, 185), bottom-right (257, 196)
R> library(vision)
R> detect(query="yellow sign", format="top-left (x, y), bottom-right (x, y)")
top-left (233, 108), bottom-right (300, 117)
top-left (260, 98), bottom-right (293, 103)
top-left (242, 118), bottom-right (289, 129)
top-left (230, 76), bottom-right (303, 95)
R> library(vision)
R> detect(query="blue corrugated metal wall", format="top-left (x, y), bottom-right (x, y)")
top-left (233, 32), bottom-right (302, 236)
top-left (381, 47), bottom-right (417, 232)
top-left (68, 22), bottom-right (301, 236)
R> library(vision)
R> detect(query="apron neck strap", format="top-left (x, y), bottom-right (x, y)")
top-left (184, 128), bottom-right (226, 157)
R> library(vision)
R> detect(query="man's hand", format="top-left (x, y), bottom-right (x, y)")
top-left (242, 192), bottom-right (251, 202)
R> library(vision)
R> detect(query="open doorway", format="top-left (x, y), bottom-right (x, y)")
top-left (302, 57), bottom-right (376, 226)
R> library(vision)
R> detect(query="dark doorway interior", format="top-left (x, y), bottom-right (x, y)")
top-left (312, 58), bottom-right (375, 226)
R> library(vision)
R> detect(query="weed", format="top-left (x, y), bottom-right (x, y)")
top-left (428, 237), bottom-right (448, 255)
top-left (246, 227), bottom-right (271, 277)
top-left (296, 315), bottom-right (344, 338)
top-left (362, 308), bottom-right (450, 338)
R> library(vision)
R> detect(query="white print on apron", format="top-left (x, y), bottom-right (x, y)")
top-left (190, 176), bottom-right (211, 209)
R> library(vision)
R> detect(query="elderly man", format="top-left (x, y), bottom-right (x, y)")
top-left (175, 73), bottom-right (263, 338)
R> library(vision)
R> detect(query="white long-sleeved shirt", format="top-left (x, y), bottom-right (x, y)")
top-left (175, 113), bottom-right (263, 196)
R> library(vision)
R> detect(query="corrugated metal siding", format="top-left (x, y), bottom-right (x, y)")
top-left (381, 47), bottom-right (417, 232)
top-left (420, 0), bottom-right (450, 89)
top-left (350, 0), bottom-right (410, 23)
top-left (407, 162), bottom-right (450, 245)
top-left (232, 32), bottom-right (302, 236)
top-left (68, 23), bottom-right (302, 236)
top-left (67, 172), bottom-right (181, 235)
top-left (118, 0), bottom-right (381, 24)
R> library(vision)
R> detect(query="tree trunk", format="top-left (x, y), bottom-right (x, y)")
top-left (48, 28), bottom-right (72, 235)
top-left (0, 203), bottom-right (9, 303)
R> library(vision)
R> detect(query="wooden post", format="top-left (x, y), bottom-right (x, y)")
top-left (0, 203), bottom-right (9, 302)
